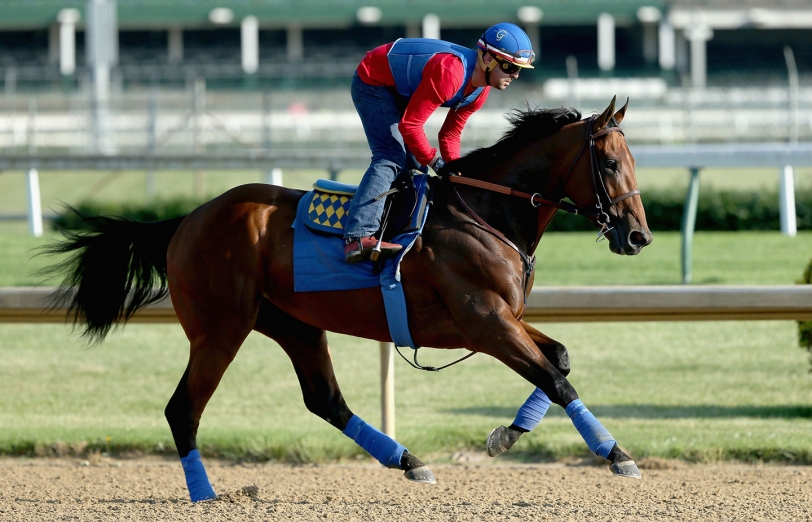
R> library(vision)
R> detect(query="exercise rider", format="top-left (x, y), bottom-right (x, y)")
top-left (344, 22), bottom-right (536, 263)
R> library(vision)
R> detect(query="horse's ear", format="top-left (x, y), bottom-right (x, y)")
top-left (612, 97), bottom-right (630, 126)
top-left (592, 95), bottom-right (617, 132)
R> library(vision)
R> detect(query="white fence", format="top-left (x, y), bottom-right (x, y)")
top-left (4, 286), bottom-right (812, 324)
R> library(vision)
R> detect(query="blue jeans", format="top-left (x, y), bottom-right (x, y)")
top-left (344, 72), bottom-right (422, 239)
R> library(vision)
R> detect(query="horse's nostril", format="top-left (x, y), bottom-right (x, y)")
top-left (628, 230), bottom-right (649, 248)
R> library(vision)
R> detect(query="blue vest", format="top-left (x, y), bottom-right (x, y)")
top-left (387, 38), bottom-right (484, 110)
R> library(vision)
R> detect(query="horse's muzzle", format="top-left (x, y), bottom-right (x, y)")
top-left (606, 224), bottom-right (652, 256)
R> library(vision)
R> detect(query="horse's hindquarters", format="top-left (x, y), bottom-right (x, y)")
top-left (167, 184), bottom-right (303, 339)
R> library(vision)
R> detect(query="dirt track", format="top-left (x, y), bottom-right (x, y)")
top-left (1, 456), bottom-right (810, 521)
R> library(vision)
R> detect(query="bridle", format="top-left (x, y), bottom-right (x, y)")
top-left (449, 114), bottom-right (640, 252)
top-left (561, 114), bottom-right (640, 241)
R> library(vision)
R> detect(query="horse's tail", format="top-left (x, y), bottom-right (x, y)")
top-left (38, 212), bottom-right (186, 343)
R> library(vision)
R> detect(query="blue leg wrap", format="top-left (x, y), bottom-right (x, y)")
top-left (512, 388), bottom-right (552, 431)
top-left (342, 415), bottom-right (407, 469)
top-left (565, 399), bottom-right (616, 459)
top-left (180, 449), bottom-right (217, 502)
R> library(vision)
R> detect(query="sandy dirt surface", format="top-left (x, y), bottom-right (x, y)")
top-left (1, 456), bottom-right (810, 521)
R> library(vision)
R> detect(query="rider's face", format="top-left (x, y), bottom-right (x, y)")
top-left (490, 62), bottom-right (520, 90)
top-left (487, 55), bottom-right (521, 90)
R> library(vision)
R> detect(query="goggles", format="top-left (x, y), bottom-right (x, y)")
top-left (478, 40), bottom-right (536, 69)
top-left (494, 57), bottom-right (523, 75)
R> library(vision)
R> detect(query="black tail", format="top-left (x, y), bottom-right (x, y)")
top-left (37, 212), bottom-right (186, 343)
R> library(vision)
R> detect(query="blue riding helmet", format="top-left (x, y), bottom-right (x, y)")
top-left (477, 22), bottom-right (535, 69)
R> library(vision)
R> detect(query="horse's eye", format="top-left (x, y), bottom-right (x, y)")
top-left (605, 159), bottom-right (618, 171)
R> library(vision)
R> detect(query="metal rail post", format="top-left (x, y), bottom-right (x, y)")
top-left (192, 77), bottom-right (205, 197)
top-left (782, 46), bottom-right (799, 237)
top-left (264, 167), bottom-right (282, 186)
top-left (681, 167), bottom-right (700, 284)
top-left (780, 165), bottom-right (797, 237)
top-left (379, 342), bottom-right (395, 438)
top-left (26, 168), bottom-right (43, 237)
top-left (145, 87), bottom-right (157, 200)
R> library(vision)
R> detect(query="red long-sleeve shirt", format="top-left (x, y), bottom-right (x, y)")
top-left (356, 43), bottom-right (490, 166)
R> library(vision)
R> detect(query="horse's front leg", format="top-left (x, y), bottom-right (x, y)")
top-left (468, 309), bottom-right (641, 479)
top-left (487, 321), bottom-right (568, 457)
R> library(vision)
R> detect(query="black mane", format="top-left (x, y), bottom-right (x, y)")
top-left (447, 106), bottom-right (582, 174)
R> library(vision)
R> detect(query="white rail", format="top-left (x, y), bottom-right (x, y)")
top-left (3, 286), bottom-right (811, 323)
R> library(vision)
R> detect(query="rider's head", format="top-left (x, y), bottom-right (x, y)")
top-left (476, 23), bottom-right (535, 88)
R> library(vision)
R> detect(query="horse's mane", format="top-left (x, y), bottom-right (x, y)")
top-left (447, 106), bottom-right (582, 174)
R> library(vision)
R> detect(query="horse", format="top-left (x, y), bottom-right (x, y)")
top-left (40, 96), bottom-right (652, 502)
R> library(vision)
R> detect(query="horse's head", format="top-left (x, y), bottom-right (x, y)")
top-left (560, 96), bottom-right (652, 255)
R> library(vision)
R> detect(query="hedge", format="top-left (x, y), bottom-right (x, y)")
top-left (51, 186), bottom-right (812, 233)
top-left (548, 186), bottom-right (812, 232)
top-left (52, 198), bottom-right (205, 231)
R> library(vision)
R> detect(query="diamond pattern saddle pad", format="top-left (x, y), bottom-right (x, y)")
top-left (302, 179), bottom-right (357, 235)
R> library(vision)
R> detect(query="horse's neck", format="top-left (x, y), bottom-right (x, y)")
top-left (450, 162), bottom-right (556, 255)
top-left (443, 123), bottom-right (583, 255)
top-left (532, 205), bottom-right (559, 254)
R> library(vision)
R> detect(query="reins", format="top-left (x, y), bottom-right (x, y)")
top-left (448, 176), bottom-right (594, 217)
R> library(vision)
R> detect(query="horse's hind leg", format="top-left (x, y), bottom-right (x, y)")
top-left (164, 304), bottom-right (257, 502)
top-left (253, 298), bottom-right (436, 484)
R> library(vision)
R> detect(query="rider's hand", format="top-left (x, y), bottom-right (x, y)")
top-left (430, 155), bottom-right (454, 177)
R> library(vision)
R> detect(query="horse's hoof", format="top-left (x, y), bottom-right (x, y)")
top-left (404, 465), bottom-right (436, 485)
top-left (486, 426), bottom-right (508, 457)
top-left (610, 460), bottom-right (642, 479)
top-left (486, 425), bottom-right (521, 457)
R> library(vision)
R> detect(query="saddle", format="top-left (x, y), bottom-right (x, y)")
top-left (302, 169), bottom-right (432, 246)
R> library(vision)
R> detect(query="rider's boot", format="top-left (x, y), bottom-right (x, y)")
top-left (344, 237), bottom-right (402, 263)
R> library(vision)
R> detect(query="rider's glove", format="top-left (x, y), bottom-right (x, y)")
top-left (429, 154), bottom-right (450, 177)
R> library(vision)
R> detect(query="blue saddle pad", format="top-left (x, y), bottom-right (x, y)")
top-left (292, 175), bottom-right (428, 293)
top-left (292, 174), bottom-right (431, 349)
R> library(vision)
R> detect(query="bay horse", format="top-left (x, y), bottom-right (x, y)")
top-left (41, 97), bottom-right (652, 501)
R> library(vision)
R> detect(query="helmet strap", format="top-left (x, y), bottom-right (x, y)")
top-left (477, 50), bottom-right (499, 87)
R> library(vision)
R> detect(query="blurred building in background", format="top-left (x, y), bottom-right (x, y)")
top-left (0, 0), bottom-right (810, 152)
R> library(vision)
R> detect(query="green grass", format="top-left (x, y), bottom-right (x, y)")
top-left (0, 320), bottom-right (808, 464)
top-left (1, 167), bottom-right (811, 464)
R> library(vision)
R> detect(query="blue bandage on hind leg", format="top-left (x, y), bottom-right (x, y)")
top-left (180, 449), bottom-right (216, 502)
top-left (512, 388), bottom-right (552, 431)
top-left (342, 415), bottom-right (407, 469)
top-left (566, 399), bottom-right (616, 459)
